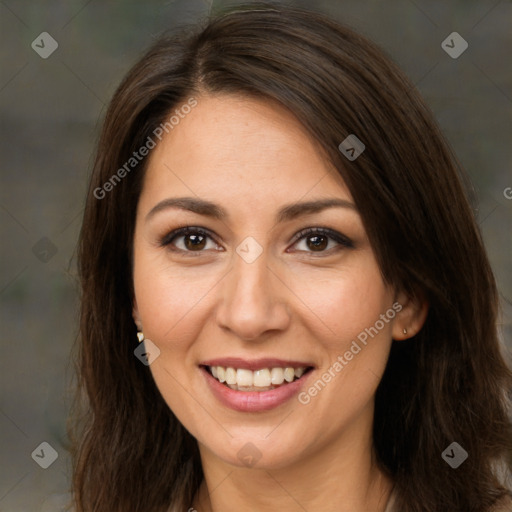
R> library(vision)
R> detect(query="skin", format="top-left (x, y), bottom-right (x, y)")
top-left (132, 93), bottom-right (428, 512)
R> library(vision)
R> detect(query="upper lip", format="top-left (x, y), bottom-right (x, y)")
top-left (201, 357), bottom-right (315, 371)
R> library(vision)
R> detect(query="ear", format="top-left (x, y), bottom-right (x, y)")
top-left (132, 297), bottom-right (143, 331)
top-left (391, 289), bottom-right (429, 340)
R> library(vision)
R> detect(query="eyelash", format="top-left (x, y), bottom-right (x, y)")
top-left (159, 226), bottom-right (354, 257)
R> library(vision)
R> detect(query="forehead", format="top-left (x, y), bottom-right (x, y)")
top-left (141, 94), bottom-right (351, 209)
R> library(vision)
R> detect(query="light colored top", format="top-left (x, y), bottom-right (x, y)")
top-left (383, 490), bottom-right (396, 512)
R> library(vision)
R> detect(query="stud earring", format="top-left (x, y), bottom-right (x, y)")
top-left (403, 328), bottom-right (408, 335)
top-left (137, 331), bottom-right (144, 343)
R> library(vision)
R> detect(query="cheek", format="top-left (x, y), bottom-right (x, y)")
top-left (132, 250), bottom-right (215, 430)
top-left (132, 250), bottom-right (221, 347)
top-left (288, 256), bottom-right (392, 350)
top-left (292, 264), bottom-right (394, 434)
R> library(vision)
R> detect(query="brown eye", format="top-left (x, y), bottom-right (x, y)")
top-left (291, 227), bottom-right (354, 254)
top-left (183, 233), bottom-right (207, 250)
top-left (305, 234), bottom-right (329, 251)
top-left (160, 227), bottom-right (220, 254)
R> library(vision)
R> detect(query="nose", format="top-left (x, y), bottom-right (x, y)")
top-left (215, 249), bottom-right (291, 341)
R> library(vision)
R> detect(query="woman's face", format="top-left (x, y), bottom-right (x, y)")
top-left (132, 93), bottom-right (408, 470)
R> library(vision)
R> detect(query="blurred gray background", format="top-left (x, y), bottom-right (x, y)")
top-left (1, 0), bottom-right (511, 510)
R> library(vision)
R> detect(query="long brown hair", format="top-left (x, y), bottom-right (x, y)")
top-left (71, 3), bottom-right (512, 511)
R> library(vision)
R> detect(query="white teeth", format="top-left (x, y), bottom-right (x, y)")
top-left (236, 369), bottom-right (253, 387)
top-left (270, 368), bottom-right (284, 385)
top-left (208, 365), bottom-right (309, 390)
top-left (284, 368), bottom-right (295, 382)
top-left (253, 369), bottom-right (271, 387)
top-left (225, 367), bottom-right (237, 385)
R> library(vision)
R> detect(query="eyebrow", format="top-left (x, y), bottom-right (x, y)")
top-left (145, 196), bottom-right (357, 224)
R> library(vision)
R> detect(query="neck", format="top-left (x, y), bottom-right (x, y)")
top-left (192, 413), bottom-right (393, 512)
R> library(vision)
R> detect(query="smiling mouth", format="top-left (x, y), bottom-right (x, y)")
top-left (203, 365), bottom-right (314, 392)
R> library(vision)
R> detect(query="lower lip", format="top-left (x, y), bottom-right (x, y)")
top-left (200, 366), bottom-right (313, 412)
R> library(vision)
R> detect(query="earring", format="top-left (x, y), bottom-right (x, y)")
top-left (137, 331), bottom-right (144, 343)
top-left (403, 328), bottom-right (408, 335)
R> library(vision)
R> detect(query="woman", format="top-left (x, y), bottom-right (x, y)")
top-left (71, 3), bottom-right (512, 511)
